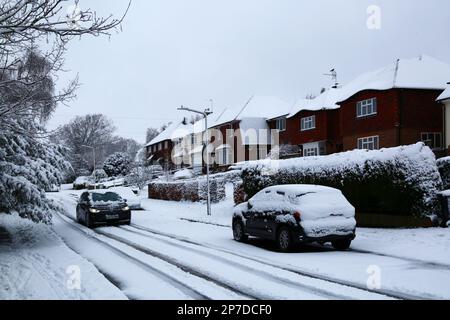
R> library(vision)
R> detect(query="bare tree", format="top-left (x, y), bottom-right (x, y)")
top-left (146, 127), bottom-right (160, 143)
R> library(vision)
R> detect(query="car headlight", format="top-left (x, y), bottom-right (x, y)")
top-left (89, 208), bottom-right (100, 214)
top-left (122, 206), bottom-right (130, 211)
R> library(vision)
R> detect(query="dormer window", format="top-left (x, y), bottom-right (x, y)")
top-left (357, 98), bottom-right (377, 118)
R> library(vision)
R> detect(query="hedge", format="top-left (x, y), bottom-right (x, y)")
top-left (237, 143), bottom-right (442, 218)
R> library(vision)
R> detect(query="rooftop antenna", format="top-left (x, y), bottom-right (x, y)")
top-left (324, 68), bottom-right (339, 88)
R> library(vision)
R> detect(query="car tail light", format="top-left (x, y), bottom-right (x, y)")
top-left (293, 211), bottom-right (302, 222)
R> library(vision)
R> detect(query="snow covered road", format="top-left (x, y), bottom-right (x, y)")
top-left (46, 189), bottom-right (450, 300)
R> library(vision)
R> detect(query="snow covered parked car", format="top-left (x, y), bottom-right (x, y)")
top-left (107, 187), bottom-right (142, 210)
top-left (76, 190), bottom-right (132, 228)
top-left (232, 185), bottom-right (356, 252)
top-left (73, 176), bottom-right (92, 190)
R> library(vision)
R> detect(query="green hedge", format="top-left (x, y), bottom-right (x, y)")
top-left (239, 143), bottom-right (442, 218)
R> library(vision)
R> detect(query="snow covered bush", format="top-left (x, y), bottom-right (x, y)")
top-left (103, 152), bottom-right (132, 177)
top-left (91, 169), bottom-right (108, 182)
top-left (124, 166), bottom-right (154, 189)
top-left (437, 157), bottom-right (450, 190)
top-left (239, 143), bottom-right (442, 218)
top-left (149, 171), bottom-right (240, 203)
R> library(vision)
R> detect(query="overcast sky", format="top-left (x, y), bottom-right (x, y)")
top-left (48, 0), bottom-right (450, 144)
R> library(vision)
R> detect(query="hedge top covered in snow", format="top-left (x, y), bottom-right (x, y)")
top-left (236, 142), bottom-right (437, 173)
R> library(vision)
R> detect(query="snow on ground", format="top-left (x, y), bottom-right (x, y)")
top-left (134, 191), bottom-right (450, 299)
top-left (0, 213), bottom-right (126, 300)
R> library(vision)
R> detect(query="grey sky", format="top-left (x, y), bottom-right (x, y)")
top-left (48, 0), bottom-right (450, 144)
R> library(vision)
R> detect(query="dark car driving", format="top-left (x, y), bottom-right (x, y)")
top-left (76, 191), bottom-right (132, 228)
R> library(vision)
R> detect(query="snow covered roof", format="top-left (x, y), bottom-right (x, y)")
top-left (338, 55), bottom-right (450, 102)
top-left (288, 88), bottom-right (342, 118)
top-left (146, 120), bottom-right (192, 146)
top-left (237, 96), bottom-right (293, 120)
top-left (210, 96), bottom-right (293, 127)
top-left (437, 85), bottom-right (450, 102)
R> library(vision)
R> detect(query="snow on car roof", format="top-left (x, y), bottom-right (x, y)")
top-left (261, 184), bottom-right (341, 195)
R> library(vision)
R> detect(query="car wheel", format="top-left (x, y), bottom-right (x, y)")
top-left (332, 239), bottom-right (352, 251)
top-left (277, 226), bottom-right (292, 252)
top-left (233, 220), bottom-right (248, 242)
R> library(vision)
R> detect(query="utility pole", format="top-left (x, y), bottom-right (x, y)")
top-left (178, 106), bottom-right (213, 216)
top-left (82, 145), bottom-right (96, 190)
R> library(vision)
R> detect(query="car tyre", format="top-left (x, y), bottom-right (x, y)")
top-left (332, 239), bottom-right (352, 251)
top-left (233, 220), bottom-right (248, 242)
top-left (277, 226), bottom-right (293, 252)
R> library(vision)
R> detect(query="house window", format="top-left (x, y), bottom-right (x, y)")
top-left (357, 98), bottom-right (377, 118)
top-left (303, 147), bottom-right (318, 157)
top-left (275, 118), bottom-right (286, 131)
top-left (301, 116), bottom-right (316, 131)
top-left (158, 143), bottom-right (162, 151)
top-left (357, 136), bottom-right (380, 150)
top-left (164, 141), bottom-right (169, 149)
top-left (421, 133), bottom-right (442, 150)
top-left (218, 146), bottom-right (231, 165)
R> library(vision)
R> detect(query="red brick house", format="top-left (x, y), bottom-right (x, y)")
top-left (337, 55), bottom-right (450, 156)
top-left (145, 119), bottom-right (192, 169)
top-left (210, 96), bottom-right (292, 166)
top-left (267, 88), bottom-right (342, 157)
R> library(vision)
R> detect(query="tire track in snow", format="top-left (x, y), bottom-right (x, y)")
top-left (126, 223), bottom-right (434, 300)
top-left (113, 226), bottom-right (353, 300)
top-left (55, 213), bottom-right (212, 300)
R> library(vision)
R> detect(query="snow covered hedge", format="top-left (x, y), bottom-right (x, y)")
top-left (149, 171), bottom-right (240, 203)
top-left (238, 143), bottom-right (442, 218)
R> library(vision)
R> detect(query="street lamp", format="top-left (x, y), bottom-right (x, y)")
top-left (178, 105), bottom-right (213, 216)
top-left (81, 145), bottom-right (96, 190)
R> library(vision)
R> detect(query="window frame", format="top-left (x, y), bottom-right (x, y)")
top-left (300, 116), bottom-right (316, 131)
top-left (357, 135), bottom-right (380, 150)
top-left (275, 117), bottom-right (286, 132)
top-left (303, 147), bottom-right (318, 157)
top-left (356, 98), bottom-right (377, 118)
top-left (421, 132), bottom-right (443, 150)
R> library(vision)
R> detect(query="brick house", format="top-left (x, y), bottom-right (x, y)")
top-left (145, 119), bottom-right (192, 169)
top-left (267, 88), bottom-right (342, 157)
top-left (210, 96), bottom-right (292, 167)
top-left (337, 55), bottom-right (450, 156)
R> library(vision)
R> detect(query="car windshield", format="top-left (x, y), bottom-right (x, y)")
top-left (91, 192), bottom-right (122, 203)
